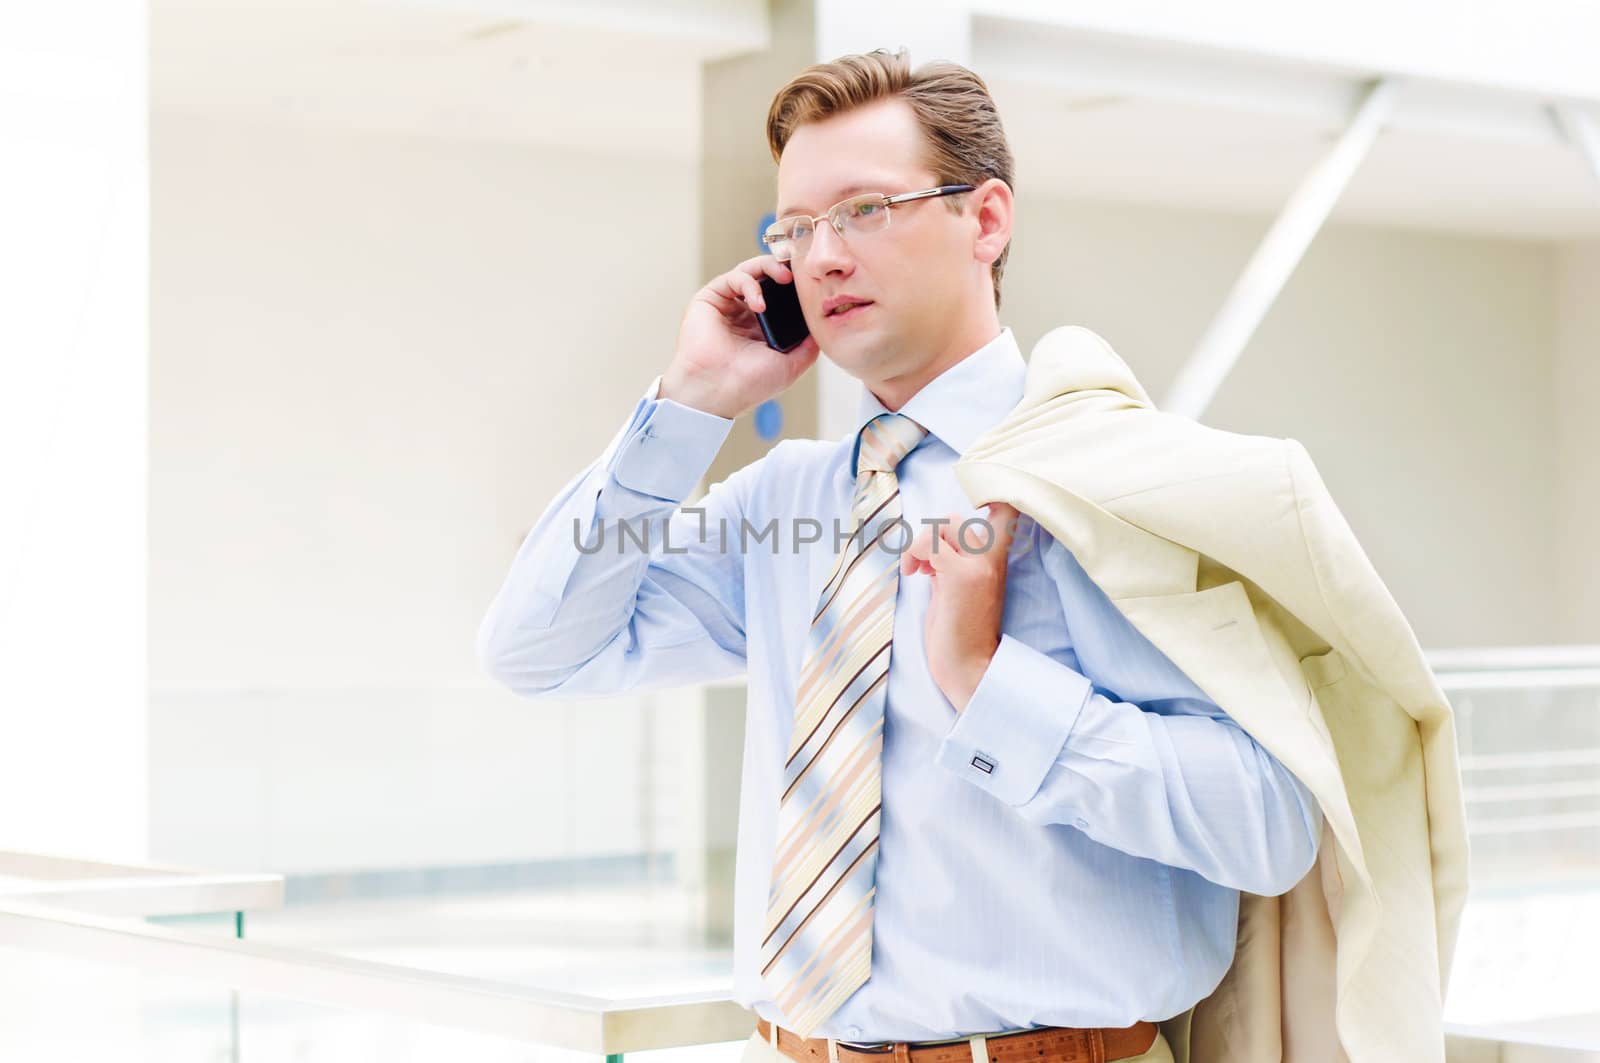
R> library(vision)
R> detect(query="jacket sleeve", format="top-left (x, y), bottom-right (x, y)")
top-left (934, 544), bottom-right (1323, 897)
top-left (475, 375), bottom-right (755, 698)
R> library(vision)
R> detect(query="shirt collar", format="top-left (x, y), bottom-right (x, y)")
top-left (850, 326), bottom-right (1025, 476)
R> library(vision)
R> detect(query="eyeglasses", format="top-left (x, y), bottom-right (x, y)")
top-left (762, 184), bottom-right (976, 263)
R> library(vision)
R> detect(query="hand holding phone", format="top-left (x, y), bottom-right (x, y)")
top-left (662, 255), bottom-right (820, 420)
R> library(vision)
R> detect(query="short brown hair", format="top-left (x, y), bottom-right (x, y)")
top-left (766, 48), bottom-right (1015, 310)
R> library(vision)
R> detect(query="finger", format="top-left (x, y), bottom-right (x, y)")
top-left (698, 283), bottom-right (735, 310)
top-left (984, 502), bottom-right (1020, 556)
top-left (722, 256), bottom-right (797, 316)
top-left (720, 270), bottom-right (764, 313)
top-left (935, 512), bottom-right (967, 553)
top-left (901, 526), bottom-right (930, 568)
top-left (945, 506), bottom-right (997, 554)
top-left (782, 335), bottom-right (822, 377)
top-left (698, 283), bottom-right (743, 319)
top-left (914, 524), bottom-right (962, 574)
top-left (939, 513), bottom-right (995, 559)
top-left (706, 269), bottom-right (765, 313)
top-left (900, 526), bottom-right (935, 576)
top-left (737, 255), bottom-right (794, 285)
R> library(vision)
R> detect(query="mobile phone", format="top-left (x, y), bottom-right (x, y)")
top-left (755, 275), bottom-right (810, 353)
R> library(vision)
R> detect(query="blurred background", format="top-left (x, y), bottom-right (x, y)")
top-left (2, 0), bottom-right (1598, 1059)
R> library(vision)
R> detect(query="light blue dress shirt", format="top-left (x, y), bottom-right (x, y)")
top-left (476, 326), bottom-right (1323, 1044)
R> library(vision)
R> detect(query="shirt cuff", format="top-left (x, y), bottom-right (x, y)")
top-left (608, 374), bottom-right (735, 502)
top-left (935, 634), bottom-right (1094, 806)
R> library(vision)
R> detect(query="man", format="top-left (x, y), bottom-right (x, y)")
top-left (476, 48), bottom-right (1322, 1063)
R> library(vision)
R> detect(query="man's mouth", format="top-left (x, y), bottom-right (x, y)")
top-left (828, 300), bottom-right (874, 319)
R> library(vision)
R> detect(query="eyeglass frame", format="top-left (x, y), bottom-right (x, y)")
top-left (762, 183), bottom-right (977, 262)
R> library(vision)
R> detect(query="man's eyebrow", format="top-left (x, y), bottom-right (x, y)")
top-left (776, 183), bottom-right (896, 218)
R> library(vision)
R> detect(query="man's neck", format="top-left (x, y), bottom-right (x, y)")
top-left (870, 313), bottom-right (1003, 412)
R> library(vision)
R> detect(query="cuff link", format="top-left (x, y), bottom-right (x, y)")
top-left (970, 752), bottom-right (997, 775)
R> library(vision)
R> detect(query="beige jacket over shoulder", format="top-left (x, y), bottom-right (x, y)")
top-left (952, 326), bottom-right (1470, 1063)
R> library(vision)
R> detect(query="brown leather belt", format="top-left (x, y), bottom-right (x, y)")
top-left (754, 1017), bottom-right (1157, 1063)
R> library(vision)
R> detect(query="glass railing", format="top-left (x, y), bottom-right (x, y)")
top-left (0, 936), bottom-right (753, 1062)
top-left (1430, 646), bottom-right (1600, 1054)
top-left (0, 851), bottom-right (750, 1061)
top-left (6, 646), bottom-right (1600, 1060)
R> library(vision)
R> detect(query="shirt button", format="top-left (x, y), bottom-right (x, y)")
top-left (847, 1026), bottom-right (863, 1038)
top-left (1074, 817), bottom-right (1089, 830)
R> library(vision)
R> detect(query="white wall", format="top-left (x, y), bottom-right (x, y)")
top-left (149, 111), bottom-right (707, 872)
top-left (0, 2), bottom-right (150, 860)
top-left (1003, 197), bottom-right (1565, 650)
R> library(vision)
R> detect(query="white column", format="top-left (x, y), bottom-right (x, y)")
top-left (1553, 242), bottom-right (1600, 641)
top-left (0, 2), bottom-right (150, 860)
top-left (1551, 106), bottom-right (1600, 641)
top-left (680, 0), bottom-right (977, 932)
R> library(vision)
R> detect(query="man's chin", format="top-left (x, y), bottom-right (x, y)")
top-left (819, 350), bottom-right (873, 381)
top-left (819, 326), bottom-right (890, 372)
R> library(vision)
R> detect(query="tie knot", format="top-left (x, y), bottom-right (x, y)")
top-left (856, 412), bottom-right (927, 475)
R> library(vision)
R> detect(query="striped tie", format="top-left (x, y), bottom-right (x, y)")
top-left (760, 411), bottom-right (928, 1038)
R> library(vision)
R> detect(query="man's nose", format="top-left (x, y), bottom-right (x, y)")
top-left (803, 219), bottom-right (854, 277)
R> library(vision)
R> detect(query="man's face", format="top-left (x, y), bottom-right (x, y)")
top-left (774, 97), bottom-right (982, 384)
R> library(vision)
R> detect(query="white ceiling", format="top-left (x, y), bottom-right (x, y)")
top-left (993, 82), bottom-right (1600, 240)
top-left (151, 0), bottom-right (1600, 240)
top-left (151, 0), bottom-right (722, 160)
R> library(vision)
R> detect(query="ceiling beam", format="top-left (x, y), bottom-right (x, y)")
top-left (1163, 78), bottom-right (1400, 420)
top-left (1553, 103), bottom-right (1600, 185)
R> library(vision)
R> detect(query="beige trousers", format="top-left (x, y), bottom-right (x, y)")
top-left (737, 1025), bottom-right (1175, 1063)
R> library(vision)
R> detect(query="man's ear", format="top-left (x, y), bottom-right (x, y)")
top-left (970, 178), bottom-right (1013, 267)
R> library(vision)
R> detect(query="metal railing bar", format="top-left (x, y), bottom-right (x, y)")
top-left (1465, 811), bottom-right (1600, 835)
top-left (1437, 669), bottom-right (1600, 691)
top-left (1460, 749), bottom-right (1600, 770)
top-left (1427, 646), bottom-right (1600, 671)
top-left (1465, 780), bottom-right (1600, 802)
